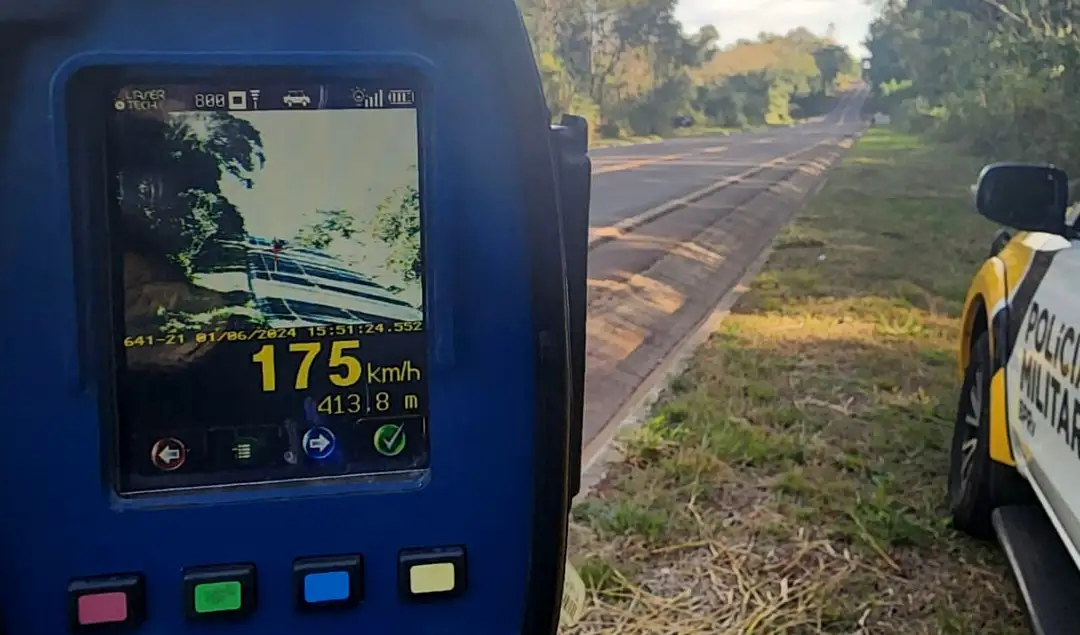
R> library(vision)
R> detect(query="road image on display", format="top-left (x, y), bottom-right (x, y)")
top-left (115, 104), bottom-right (423, 354)
top-left (108, 84), bottom-right (430, 492)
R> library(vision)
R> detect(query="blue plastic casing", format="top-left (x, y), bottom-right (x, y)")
top-left (0, 1), bottom-right (575, 634)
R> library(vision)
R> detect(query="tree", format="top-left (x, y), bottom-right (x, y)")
top-left (812, 44), bottom-right (852, 94)
top-left (864, 0), bottom-right (1080, 173)
top-left (370, 185), bottom-right (422, 283)
top-left (515, 0), bottom-right (853, 138)
top-left (689, 28), bottom-right (854, 125)
top-left (517, 0), bottom-right (723, 136)
top-left (115, 110), bottom-right (265, 280)
top-left (294, 209), bottom-right (357, 250)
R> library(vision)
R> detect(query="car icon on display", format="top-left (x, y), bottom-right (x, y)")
top-left (282, 90), bottom-right (311, 108)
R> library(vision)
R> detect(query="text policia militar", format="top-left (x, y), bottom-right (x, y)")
top-left (1019, 301), bottom-right (1080, 448)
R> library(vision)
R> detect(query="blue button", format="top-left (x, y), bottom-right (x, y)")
top-left (303, 572), bottom-right (350, 603)
top-left (293, 555), bottom-right (363, 611)
top-left (302, 427), bottom-right (336, 460)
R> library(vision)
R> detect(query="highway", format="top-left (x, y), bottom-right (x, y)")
top-left (244, 236), bottom-right (423, 327)
top-left (588, 92), bottom-right (865, 227)
top-left (580, 89), bottom-right (867, 466)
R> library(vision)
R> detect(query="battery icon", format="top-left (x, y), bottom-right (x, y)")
top-left (387, 89), bottom-right (414, 105)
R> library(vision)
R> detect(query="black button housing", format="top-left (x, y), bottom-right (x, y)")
top-left (397, 545), bottom-right (468, 601)
top-left (293, 554), bottom-right (364, 612)
top-left (67, 573), bottom-right (146, 632)
top-left (181, 563), bottom-right (257, 622)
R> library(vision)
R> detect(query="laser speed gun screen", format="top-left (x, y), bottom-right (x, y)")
top-left (111, 82), bottom-right (428, 492)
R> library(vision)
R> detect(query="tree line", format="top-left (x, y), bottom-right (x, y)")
top-left (865, 0), bottom-right (1080, 174)
top-left (517, 0), bottom-right (860, 139)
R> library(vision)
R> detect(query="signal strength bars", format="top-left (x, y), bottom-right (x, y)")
top-left (350, 88), bottom-right (414, 109)
top-left (361, 89), bottom-right (383, 108)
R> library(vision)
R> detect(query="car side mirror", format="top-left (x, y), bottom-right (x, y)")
top-left (975, 163), bottom-right (1069, 235)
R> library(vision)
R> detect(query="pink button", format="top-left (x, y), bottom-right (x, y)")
top-left (77, 591), bottom-right (128, 625)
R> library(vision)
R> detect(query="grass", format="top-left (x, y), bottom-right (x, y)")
top-left (563, 127), bottom-right (1031, 634)
top-left (591, 134), bottom-right (666, 149)
top-left (589, 121), bottom-right (810, 148)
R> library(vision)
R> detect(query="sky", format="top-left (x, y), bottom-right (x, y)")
top-left (213, 109), bottom-right (419, 240)
top-left (175, 107), bottom-right (421, 295)
top-left (675, 0), bottom-right (876, 58)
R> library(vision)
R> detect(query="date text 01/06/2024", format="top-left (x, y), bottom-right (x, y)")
top-left (121, 320), bottom-right (424, 348)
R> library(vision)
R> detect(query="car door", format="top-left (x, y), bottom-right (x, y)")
top-left (1006, 232), bottom-right (1080, 546)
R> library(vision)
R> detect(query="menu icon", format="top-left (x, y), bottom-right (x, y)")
top-left (232, 438), bottom-right (257, 462)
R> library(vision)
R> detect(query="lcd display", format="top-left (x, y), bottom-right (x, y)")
top-left (105, 81), bottom-right (429, 493)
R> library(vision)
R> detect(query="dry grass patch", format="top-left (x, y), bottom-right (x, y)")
top-left (563, 128), bottom-right (1031, 634)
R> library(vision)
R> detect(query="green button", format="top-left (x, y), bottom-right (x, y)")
top-left (193, 581), bottom-right (243, 614)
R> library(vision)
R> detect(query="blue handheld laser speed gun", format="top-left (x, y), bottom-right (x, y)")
top-left (0, 0), bottom-right (592, 633)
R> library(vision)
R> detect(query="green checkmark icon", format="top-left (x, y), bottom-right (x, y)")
top-left (373, 423), bottom-right (407, 457)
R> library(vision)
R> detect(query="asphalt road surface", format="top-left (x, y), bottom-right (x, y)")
top-left (588, 90), bottom-right (866, 228)
top-left (581, 89), bottom-right (868, 455)
top-left (245, 236), bottom-right (422, 327)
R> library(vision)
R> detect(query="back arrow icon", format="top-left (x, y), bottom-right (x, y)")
top-left (151, 438), bottom-right (187, 471)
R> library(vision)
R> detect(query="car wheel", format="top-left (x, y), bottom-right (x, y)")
top-left (947, 332), bottom-right (1031, 539)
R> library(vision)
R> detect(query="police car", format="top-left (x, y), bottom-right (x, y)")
top-left (949, 162), bottom-right (1080, 631)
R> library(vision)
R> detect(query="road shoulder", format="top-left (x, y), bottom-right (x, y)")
top-left (563, 128), bottom-right (1030, 635)
top-left (582, 132), bottom-right (853, 462)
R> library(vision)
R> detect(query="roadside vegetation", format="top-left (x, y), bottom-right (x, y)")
top-left (562, 128), bottom-right (1031, 634)
top-left (865, 0), bottom-right (1080, 176)
top-left (590, 122), bottom-right (803, 150)
top-left (516, 0), bottom-right (860, 142)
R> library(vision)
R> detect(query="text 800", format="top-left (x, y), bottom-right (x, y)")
top-left (193, 93), bottom-right (228, 109)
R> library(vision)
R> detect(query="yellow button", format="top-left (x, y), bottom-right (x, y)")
top-left (408, 562), bottom-right (456, 594)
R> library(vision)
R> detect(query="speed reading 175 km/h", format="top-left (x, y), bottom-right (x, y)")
top-left (250, 340), bottom-right (422, 392)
